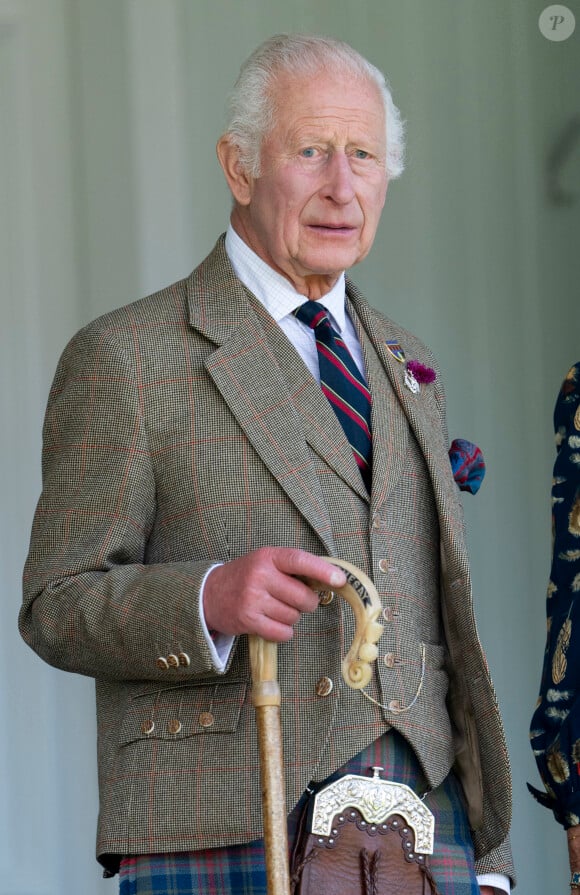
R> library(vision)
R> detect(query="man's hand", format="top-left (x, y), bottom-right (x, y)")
top-left (479, 888), bottom-right (495, 894)
top-left (203, 547), bottom-right (347, 642)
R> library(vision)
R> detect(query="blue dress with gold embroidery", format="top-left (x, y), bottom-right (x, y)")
top-left (530, 363), bottom-right (580, 826)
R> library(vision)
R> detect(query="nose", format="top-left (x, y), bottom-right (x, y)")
top-left (323, 152), bottom-right (356, 204)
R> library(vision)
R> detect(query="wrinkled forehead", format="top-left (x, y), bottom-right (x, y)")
top-left (266, 68), bottom-right (386, 142)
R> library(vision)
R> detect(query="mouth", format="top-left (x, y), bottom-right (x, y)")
top-left (307, 224), bottom-right (357, 235)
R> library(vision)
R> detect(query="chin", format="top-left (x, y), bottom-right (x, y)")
top-left (310, 252), bottom-right (360, 274)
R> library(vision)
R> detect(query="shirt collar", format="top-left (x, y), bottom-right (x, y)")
top-left (225, 224), bottom-right (348, 333)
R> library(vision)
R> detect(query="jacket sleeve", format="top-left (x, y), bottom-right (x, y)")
top-left (474, 837), bottom-right (515, 887)
top-left (19, 321), bottom-right (230, 683)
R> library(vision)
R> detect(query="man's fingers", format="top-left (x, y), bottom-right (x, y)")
top-left (203, 547), bottom-right (347, 640)
top-left (261, 591), bottom-right (304, 626)
top-left (267, 571), bottom-right (320, 614)
top-left (238, 576), bottom-right (316, 633)
top-left (248, 617), bottom-right (295, 643)
top-left (270, 548), bottom-right (347, 589)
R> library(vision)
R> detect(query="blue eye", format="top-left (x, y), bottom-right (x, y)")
top-left (354, 149), bottom-right (370, 159)
top-left (301, 147), bottom-right (316, 158)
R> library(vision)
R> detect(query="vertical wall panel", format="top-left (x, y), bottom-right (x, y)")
top-left (71, 0), bottom-right (140, 320)
top-left (0, 2), bottom-right (109, 894)
top-left (0, 13), bottom-right (49, 894)
top-left (124, 0), bottom-right (197, 294)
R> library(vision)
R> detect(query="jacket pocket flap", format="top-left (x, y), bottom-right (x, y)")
top-left (120, 679), bottom-right (248, 744)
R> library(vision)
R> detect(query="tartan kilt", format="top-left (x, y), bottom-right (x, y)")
top-left (119, 730), bottom-right (479, 895)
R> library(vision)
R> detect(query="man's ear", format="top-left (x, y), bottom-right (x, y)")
top-left (216, 136), bottom-right (253, 206)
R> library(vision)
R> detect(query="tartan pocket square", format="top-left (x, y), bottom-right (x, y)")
top-left (448, 439), bottom-right (485, 494)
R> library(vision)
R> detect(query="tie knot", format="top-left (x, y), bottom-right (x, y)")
top-left (294, 300), bottom-right (330, 331)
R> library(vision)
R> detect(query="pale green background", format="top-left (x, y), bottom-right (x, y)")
top-left (1, 1), bottom-right (579, 892)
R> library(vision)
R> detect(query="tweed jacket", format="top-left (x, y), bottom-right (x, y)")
top-left (20, 236), bottom-right (512, 877)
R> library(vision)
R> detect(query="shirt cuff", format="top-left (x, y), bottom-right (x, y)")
top-left (198, 563), bottom-right (235, 671)
top-left (476, 872), bottom-right (511, 894)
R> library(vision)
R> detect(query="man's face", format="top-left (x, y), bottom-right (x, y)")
top-left (226, 69), bottom-right (389, 298)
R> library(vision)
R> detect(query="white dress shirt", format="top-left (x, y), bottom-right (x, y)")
top-left (225, 224), bottom-right (366, 380)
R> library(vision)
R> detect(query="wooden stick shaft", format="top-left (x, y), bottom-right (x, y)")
top-left (255, 704), bottom-right (291, 895)
top-left (249, 635), bottom-right (291, 895)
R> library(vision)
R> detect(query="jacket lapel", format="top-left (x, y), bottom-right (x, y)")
top-left (351, 312), bottom-right (411, 509)
top-left (346, 280), bottom-right (461, 528)
top-left (186, 239), bottom-right (338, 555)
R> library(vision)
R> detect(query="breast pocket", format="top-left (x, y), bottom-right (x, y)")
top-left (119, 678), bottom-right (248, 745)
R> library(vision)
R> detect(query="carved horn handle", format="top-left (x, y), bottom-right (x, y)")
top-left (303, 557), bottom-right (383, 690)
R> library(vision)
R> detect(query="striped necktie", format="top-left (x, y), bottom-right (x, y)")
top-left (294, 300), bottom-right (372, 491)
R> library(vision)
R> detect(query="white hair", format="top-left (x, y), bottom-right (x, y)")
top-left (224, 34), bottom-right (405, 180)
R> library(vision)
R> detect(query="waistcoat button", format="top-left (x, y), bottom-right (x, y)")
top-left (319, 590), bottom-right (334, 606)
top-left (378, 559), bottom-right (389, 573)
top-left (383, 652), bottom-right (396, 668)
top-left (315, 676), bottom-right (334, 697)
top-left (382, 607), bottom-right (394, 622)
top-left (388, 698), bottom-right (401, 712)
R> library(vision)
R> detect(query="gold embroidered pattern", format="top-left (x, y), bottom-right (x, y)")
top-left (552, 618), bottom-right (572, 684)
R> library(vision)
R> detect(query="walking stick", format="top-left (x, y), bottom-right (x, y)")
top-left (249, 558), bottom-right (384, 895)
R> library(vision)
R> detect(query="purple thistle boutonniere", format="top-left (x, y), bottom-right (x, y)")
top-left (404, 359), bottom-right (436, 394)
top-left (406, 360), bottom-right (436, 384)
top-left (384, 342), bottom-right (436, 394)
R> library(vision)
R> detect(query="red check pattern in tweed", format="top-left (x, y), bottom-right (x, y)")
top-left (19, 236), bottom-right (513, 882)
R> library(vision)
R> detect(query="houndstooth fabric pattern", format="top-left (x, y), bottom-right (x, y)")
top-left (20, 236), bottom-right (512, 878)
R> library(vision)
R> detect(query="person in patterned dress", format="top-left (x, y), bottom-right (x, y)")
top-left (530, 363), bottom-right (580, 889)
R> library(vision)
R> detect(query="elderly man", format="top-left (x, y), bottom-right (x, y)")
top-left (20, 34), bottom-right (513, 895)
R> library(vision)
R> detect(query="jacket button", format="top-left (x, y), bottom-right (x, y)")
top-left (372, 514), bottom-right (382, 530)
top-left (378, 559), bottom-right (389, 573)
top-left (319, 590), bottom-right (334, 606)
top-left (178, 652), bottom-right (191, 667)
top-left (383, 652), bottom-right (396, 668)
top-left (388, 699), bottom-right (401, 712)
top-left (156, 656), bottom-right (169, 671)
top-left (315, 676), bottom-right (334, 697)
top-left (382, 607), bottom-right (394, 623)
top-left (167, 719), bottom-right (182, 735)
top-left (167, 654), bottom-right (179, 668)
top-left (141, 720), bottom-right (155, 735)
top-left (199, 712), bottom-right (215, 728)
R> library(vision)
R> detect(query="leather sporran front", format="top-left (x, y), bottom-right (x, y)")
top-left (290, 771), bottom-right (441, 895)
